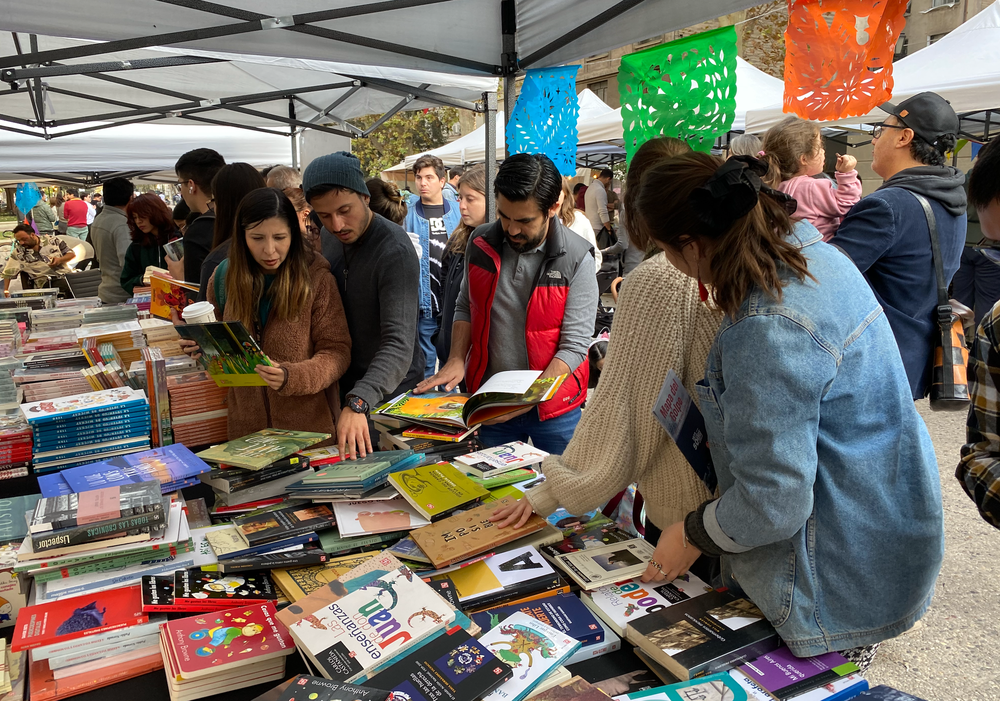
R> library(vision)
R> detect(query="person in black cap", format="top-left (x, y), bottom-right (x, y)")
top-left (831, 91), bottom-right (967, 400)
top-left (302, 151), bottom-right (423, 460)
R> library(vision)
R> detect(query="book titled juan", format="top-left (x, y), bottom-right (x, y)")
top-left (625, 589), bottom-right (780, 681)
top-left (377, 371), bottom-right (566, 430)
top-left (196, 429), bottom-right (330, 470)
top-left (409, 496), bottom-right (548, 569)
top-left (373, 625), bottom-right (512, 701)
top-left (285, 565), bottom-right (456, 682)
top-left (454, 442), bottom-right (549, 479)
top-left (162, 601), bottom-right (294, 680)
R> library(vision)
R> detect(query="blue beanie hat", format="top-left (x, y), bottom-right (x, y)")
top-left (302, 151), bottom-right (370, 199)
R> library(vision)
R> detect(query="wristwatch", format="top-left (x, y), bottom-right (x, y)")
top-left (346, 395), bottom-right (370, 415)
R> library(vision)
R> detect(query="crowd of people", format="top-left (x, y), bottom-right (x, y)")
top-left (12, 87), bottom-right (1000, 671)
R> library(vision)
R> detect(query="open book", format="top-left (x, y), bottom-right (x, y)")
top-left (376, 370), bottom-right (566, 429)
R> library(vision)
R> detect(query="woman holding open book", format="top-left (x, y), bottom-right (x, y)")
top-left (625, 153), bottom-right (941, 667)
top-left (180, 187), bottom-right (351, 441)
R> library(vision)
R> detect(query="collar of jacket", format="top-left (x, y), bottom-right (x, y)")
top-left (480, 217), bottom-right (568, 263)
top-left (411, 197), bottom-right (455, 220)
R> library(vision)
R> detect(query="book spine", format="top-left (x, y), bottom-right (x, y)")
top-left (34, 547), bottom-right (185, 583)
top-left (31, 508), bottom-right (166, 552)
top-left (26, 398), bottom-right (147, 426)
top-left (154, 354), bottom-right (172, 446)
top-left (42, 556), bottom-right (192, 600)
top-left (217, 549), bottom-right (328, 573)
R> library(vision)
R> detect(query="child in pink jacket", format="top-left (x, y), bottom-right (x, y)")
top-left (762, 116), bottom-right (862, 241)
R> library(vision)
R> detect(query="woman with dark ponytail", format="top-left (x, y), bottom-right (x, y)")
top-left (630, 152), bottom-right (943, 669)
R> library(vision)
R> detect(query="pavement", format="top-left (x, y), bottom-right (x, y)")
top-left (864, 400), bottom-right (1000, 700)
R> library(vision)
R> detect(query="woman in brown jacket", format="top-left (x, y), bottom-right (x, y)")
top-left (181, 187), bottom-right (351, 440)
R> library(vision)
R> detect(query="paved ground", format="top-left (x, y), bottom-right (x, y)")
top-left (865, 400), bottom-right (1000, 700)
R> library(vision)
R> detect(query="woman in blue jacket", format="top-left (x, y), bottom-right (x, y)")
top-left (632, 153), bottom-right (944, 668)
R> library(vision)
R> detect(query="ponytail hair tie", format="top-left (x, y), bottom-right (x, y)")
top-left (757, 150), bottom-right (766, 157)
top-left (689, 155), bottom-right (796, 233)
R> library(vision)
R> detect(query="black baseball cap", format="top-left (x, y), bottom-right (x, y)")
top-left (880, 91), bottom-right (959, 152)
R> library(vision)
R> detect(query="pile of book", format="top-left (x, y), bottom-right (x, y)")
top-left (141, 347), bottom-right (173, 447)
top-left (82, 304), bottom-right (138, 325)
top-left (0, 356), bottom-right (22, 413)
top-left (22, 387), bottom-right (152, 475)
top-left (76, 321), bottom-right (147, 366)
top-left (0, 415), bottom-right (32, 481)
top-left (0, 318), bottom-right (22, 357)
top-left (79, 340), bottom-right (137, 391)
top-left (29, 308), bottom-right (83, 334)
top-left (166, 371), bottom-right (229, 447)
top-left (140, 318), bottom-right (185, 357)
top-left (14, 350), bottom-right (92, 403)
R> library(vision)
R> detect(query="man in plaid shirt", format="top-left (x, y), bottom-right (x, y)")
top-left (959, 136), bottom-right (1000, 528)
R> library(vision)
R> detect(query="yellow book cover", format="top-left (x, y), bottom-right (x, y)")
top-left (271, 551), bottom-right (382, 602)
top-left (149, 274), bottom-right (199, 321)
top-left (387, 462), bottom-right (489, 520)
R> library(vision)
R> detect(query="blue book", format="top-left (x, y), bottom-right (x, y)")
top-left (652, 370), bottom-right (716, 492)
top-left (853, 686), bottom-right (927, 700)
top-left (0, 494), bottom-right (42, 543)
top-left (32, 410), bottom-right (151, 436)
top-left (470, 592), bottom-right (605, 646)
top-left (33, 436), bottom-right (152, 464)
top-left (38, 473), bottom-right (73, 498)
top-left (52, 444), bottom-right (213, 495)
top-left (33, 421), bottom-right (152, 445)
top-left (21, 387), bottom-right (148, 425)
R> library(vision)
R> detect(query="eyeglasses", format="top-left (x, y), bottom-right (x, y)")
top-left (872, 122), bottom-right (907, 139)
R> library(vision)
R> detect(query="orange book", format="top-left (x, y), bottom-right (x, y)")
top-left (29, 649), bottom-right (163, 701)
top-left (150, 274), bottom-right (200, 321)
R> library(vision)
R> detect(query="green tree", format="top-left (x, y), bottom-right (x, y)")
top-left (350, 107), bottom-right (460, 178)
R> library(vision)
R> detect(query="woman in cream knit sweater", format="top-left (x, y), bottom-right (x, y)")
top-left (507, 252), bottom-right (722, 529)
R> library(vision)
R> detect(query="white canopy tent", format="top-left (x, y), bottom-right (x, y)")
top-left (744, 0), bottom-right (1000, 135)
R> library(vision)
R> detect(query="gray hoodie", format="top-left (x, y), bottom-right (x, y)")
top-left (878, 165), bottom-right (967, 217)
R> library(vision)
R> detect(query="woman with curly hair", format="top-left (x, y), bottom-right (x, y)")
top-left (121, 193), bottom-right (177, 294)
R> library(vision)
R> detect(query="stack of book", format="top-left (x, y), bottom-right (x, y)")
top-left (16, 501), bottom-right (191, 603)
top-left (0, 416), bottom-right (32, 481)
top-left (196, 429), bottom-right (330, 472)
top-left (286, 449), bottom-right (421, 501)
top-left (20, 327), bottom-right (77, 354)
top-left (201, 454), bottom-right (314, 507)
top-left (141, 346), bottom-right (172, 447)
top-left (166, 371), bottom-right (229, 447)
top-left (159, 602), bottom-right (295, 701)
top-left (29, 308), bottom-right (83, 334)
top-left (82, 304), bottom-right (139, 325)
top-left (79, 341), bottom-right (137, 392)
top-left (0, 318), bottom-right (22, 357)
top-left (36, 444), bottom-right (212, 498)
top-left (21, 387), bottom-right (152, 474)
top-left (76, 321), bottom-right (147, 366)
top-left (12, 586), bottom-right (164, 701)
top-left (140, 568), bottom-right (279, 613)
top-left (140, 318), bottom-right (184, 357)
top-left (0, 356), bottom-right (22, 414)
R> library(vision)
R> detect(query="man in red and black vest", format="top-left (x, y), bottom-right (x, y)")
top-left (417, 154), bottom-right (598, 453)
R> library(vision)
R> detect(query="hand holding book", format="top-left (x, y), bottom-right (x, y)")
top-left (254, 360), bottom-right (285, 390)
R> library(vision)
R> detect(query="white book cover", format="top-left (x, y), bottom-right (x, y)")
top-left (444, 546), bottom-right (556, 603)
top-left (332, 496), bottom-right (430, 537)
top-left (582, 573), bottom-right (714, 634)
top-left (553, 539), bottom-right (657, 590)
top-left (480, 611), bottom-right (580, 701)
top-left (287, 565), bottom-right (455, 682)
top-left (455, 442), bottom-right (549, 477)
top-left (30, 618), bottom-right (165, 660)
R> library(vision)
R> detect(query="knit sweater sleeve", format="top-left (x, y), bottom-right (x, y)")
top-left (281, 270), bottom-right (353, 396)
top-left (526, 256), bottom-right (718, 525)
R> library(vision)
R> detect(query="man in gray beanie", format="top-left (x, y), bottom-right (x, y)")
top-left (303, 151), bottom-right (424, 459)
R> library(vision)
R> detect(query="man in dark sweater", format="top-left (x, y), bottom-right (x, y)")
top-left (303, 151), bottom-right (424, 459)
top-left (175, 148), bottom-right (225, 293)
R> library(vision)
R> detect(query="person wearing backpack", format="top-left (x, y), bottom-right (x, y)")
top-left (180, 188), bottom-right (351, 441)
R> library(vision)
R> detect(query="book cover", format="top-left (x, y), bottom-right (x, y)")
top-left (298, 450), bottom-right (413, 485)
top-left (730, 670), bottom-right (870, 701)
top-left (455, 442), bottom-right (549, 478)
top-left (30, 481), bottom-right (163, 533)
top-left (525, 676), bottom-right (613, 701)
top-left (551, 539), bottom-right (656, 590)
top-left (202, 456), bottom-right (310, 493)
top-left (387, 462), bottom-right (490, 520)
top-left (196, 429), bottom-right (330, 470)
top-left (318, 528), bottom-right (403, 557)
top-left (57, 444), bottom-right (211, 495)
top-left (582, 574), bottom-right (715, 635)
top-left (540, 523), bottom-right (635, 559)
top-left (410, 497), bottom-right (548, 569)
top-left (0, 555), bottom-right (26, 630)
top-left (436, 546), bottom-right (557, 606)
top-left (149, 274), bottom-right (200, 321)
top-left (217, 547), bottom-right (329, 574)
top-left (271, 551), bottom-right (386, 603)
top-left (175, 321), bottom-right (274, 387)
top-left (332, 496), bottom-right (431, 538)
top-left (30, 508), bottom-right (166, 553)
top-left (19, 387), bottom-right (147, 425)
top-left (11, 585), bottom-right (147, 652)
top-left (612, 673), bottom-right (747, 700)
top-left (163, 601), bottom-right (295, 679)
top-left (652, 370), bottom-right (717, 492)
top-left (373, 625), bottom-right (511, 701)
top-left (28, 648), bottom-right (162, 701)
top-left (738, 647), bottom-right (859, 700)
top-left (471, 592), bottom-right (604, 647)
top-left (234, 503), bottom-right (336, 546)
top-left (176, 568), bottom-right (278, 604)
top-left (400, 424), bottom-right (478, 442)
top-left (625, 590), bottom-right (780, 681)
top-left (285, 566), bottom-right (456, 682)
top-left (0, 495), bottom-right (41, 544)
top-left (251, 675), bottom-right (391, 701)
top-left (478, 611), bottom-right (580, 701)
top-left (142, 575), bottom-right (176, 612)
top-left (469, 468), bottom-right (537, 490)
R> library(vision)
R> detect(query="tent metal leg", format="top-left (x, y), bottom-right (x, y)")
top-left (484, 91), bottom-right (498, 222)
top-left (289, 98), bottom-right (299, 169)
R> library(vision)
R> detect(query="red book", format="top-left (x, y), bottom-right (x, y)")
top-left (161, 601), bottom-right (295, 680)
top-left (29, 648), bottom-right (163, 701)
top-left (11, 585), bottom-right (147, 652)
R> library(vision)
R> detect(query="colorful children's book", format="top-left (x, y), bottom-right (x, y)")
top-left (372, 625), bottom-right (512, 701)
top-left (174, 321), bottom-right (274, 387)
top-left (161, 601), bottom-right (295, 680)
top-left (272, 551), bottom-right (396, 615)
top-left (386, 462), bottom-right (490, 520)
top-left (625, 589), bottom-right (780, 681)
top-left (11, 585), bottom-right (147, 652)
top-left (549, 538), bottom-right (657, 590)
top-left (478, 611), bottom-right (580, 701)
top-left (581, 574), bottom-right (714, 636)
top-left (149, 274), bottom-right (200, 321)
top-left (332, 496), bottom-right (431, 538)
top-left (284, 565), bottom-right (456, 682)
top-left (377, 371), bottom-right (566, 430)
top-left (196, 429), bottom-right (330, 470)
top-left (471, 592), bottom-right (604, 647)
top-left (455, 442), bottom-right (549, 479)
top-left (409, 496), bottom-right (548, 569)
top-left (738, 646), bottom-right (859, 701)
top-left (20, 387), bottom-right (147, 425)
top-left (174, 568), bottom-right (278, 606)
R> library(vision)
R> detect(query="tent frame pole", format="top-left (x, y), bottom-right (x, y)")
top-left (520, 0), bottom-right (651, 68)
top-left (0, 55), bottom-right (223, 82)
top-left (484, 91), bottom-right (498, 222)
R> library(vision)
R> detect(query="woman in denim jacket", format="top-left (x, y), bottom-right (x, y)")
top-left (632, 153), bottom-right (944, 667)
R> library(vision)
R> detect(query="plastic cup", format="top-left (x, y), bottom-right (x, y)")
top-left (181, 301), bottom-right (217, 325)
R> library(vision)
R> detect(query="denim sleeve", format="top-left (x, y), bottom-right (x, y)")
top-left (703, 313), bottom-right (838, 552)
top-left (828, 195), bottom-right (896, 273)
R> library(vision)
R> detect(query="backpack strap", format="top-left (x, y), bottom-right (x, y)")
top-left (214, 258), bottom-right (229, 313)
